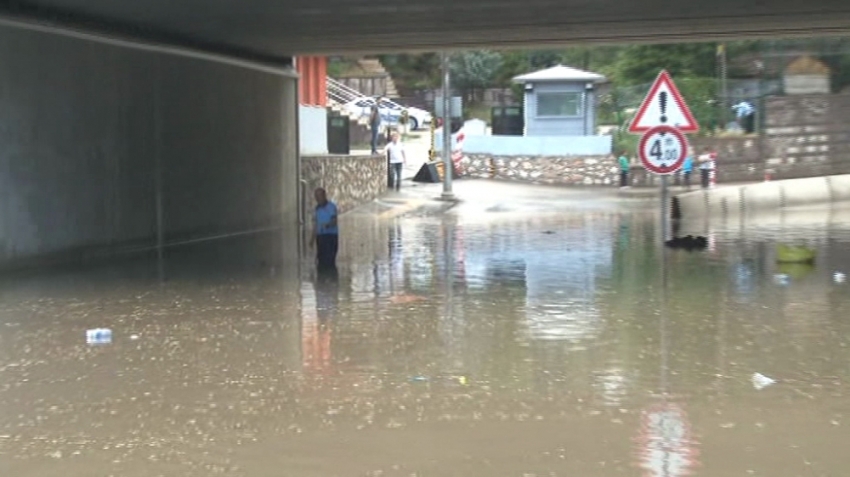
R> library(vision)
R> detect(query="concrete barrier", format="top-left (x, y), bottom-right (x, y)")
top-left (674, 174), bottom-right (850, 220)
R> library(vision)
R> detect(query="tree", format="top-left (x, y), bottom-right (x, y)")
top-left (609, 44), bottom-right (719, 85)
top-left (449, 50), bottom-right (504, 102)
top-left (377, 53), bottom-right (441, 94)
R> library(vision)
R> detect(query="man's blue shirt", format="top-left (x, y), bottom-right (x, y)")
top-left (315, 201), bottom-right (338, 235)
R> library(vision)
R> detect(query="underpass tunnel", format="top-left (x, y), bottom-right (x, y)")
top-left (0, 22), bottom-right (301, 270)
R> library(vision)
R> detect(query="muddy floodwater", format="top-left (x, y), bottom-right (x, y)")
top-left (2, 188), bottom-right (850, 477)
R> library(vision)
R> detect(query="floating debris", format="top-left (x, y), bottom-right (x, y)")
top-left (752, 372), bottom-right (777, 390)
top-left (835, 272), bottom-right (846, 284)
top-left (665, 235), bottom-right (708, 251)
top-left (86, 328), bottom-right (112, 345)
top-left (776, 244), bottom-right (816, 264)
top-left (773, 274), bottom-right (790, 286)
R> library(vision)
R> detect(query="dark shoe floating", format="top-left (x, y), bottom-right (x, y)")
top-left (665, 235), bottom-right (708, 251)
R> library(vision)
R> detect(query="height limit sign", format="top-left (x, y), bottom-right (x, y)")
top-left (638, 125), bottom-right (688, 175)
top-left (629, 70), bottom-right (699, 175)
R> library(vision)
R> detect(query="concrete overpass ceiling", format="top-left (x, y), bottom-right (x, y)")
top-left (0, 0), bottom-right (849, 61)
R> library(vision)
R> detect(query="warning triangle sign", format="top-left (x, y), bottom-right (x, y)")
top-left (628, 70), bottom-right (700, 133)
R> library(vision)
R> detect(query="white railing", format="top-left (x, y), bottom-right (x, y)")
top-left (326, 77), bottom-right (365, 106)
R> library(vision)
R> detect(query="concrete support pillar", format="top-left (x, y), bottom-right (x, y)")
top-left (281, 75), bottom-right (302, 265)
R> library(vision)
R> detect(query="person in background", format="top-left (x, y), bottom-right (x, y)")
top-left (697, 146), bottom-right (715, 189)
top-left (681, 151), bottom-right (694, 189)
top-left (369, 98), bottom-right (383, 154)
top-left (618, 151), bottom-right (631, 188)
top-left (385, 131), bottom-right (407, 191)
top-left (311, 187), bottom-right (338, 270)
top-left (732, 101), bottom-right (755, 134)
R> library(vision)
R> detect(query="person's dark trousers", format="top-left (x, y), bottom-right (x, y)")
top-left (701, 169), bottom-right (710, 188)
top-left (370, 126), bottom-right (379, 154)
top-left (742, 114), bottom-right (755, 134)
top-left (316, 234), bottom-right (339, 269)
top-left (391, 162), bottom-right (403, 190)
top-left (620, 170), bottom-right (629, 187)
top-left (683, 171), bottom-right (691, 188)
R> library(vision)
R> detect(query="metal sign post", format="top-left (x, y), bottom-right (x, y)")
top-left (440, 51), bottom-right (454, 200)
top-left (630, 71), bottom-right (699, 244)
top-left (638, 125), bottom-right (688, 242)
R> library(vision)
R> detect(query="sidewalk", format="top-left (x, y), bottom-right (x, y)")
top-left (617, 182), bottom-right (759, 198)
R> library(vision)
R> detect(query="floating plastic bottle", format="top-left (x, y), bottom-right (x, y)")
top-left (86, 328), bottom-right (112, 345)
top-left (835, 272), bottom-right (846, 284)
top-left (752, 372), bottom-right (776, 390)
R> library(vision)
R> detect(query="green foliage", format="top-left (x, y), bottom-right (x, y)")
top-left (377, 38), bottom-right (850, 108)
top-left (377, 53), bottom-right (441, 92)
top-left (449, 50), bottom-right (504, 101)
top-left (607, 43), bottom-right (720, 85)
top-left (675, 77), bottom-right (721, 134)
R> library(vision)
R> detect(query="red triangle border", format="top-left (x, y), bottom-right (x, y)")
top-left (628, 70), bottom-right (700, 133)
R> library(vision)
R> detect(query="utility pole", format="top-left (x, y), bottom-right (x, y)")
top-left (440, 51), bottom-right (454, 200)
top-left (718, 43), bottom-right (729, 132)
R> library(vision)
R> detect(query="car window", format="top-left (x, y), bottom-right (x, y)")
top-left (355, 99), bottom-right (372, 107)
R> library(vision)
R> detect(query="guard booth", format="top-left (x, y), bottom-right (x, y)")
top-left (327, 112), bottom-right (350, 154)
top-left (491, 106), bottom-right (524, 135)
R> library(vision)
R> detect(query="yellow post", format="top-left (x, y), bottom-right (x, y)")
top-left (429, 118), bottom-right (436, 162)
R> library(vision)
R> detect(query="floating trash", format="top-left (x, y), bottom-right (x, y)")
top-left (773, 274), bottom-right (790, 286)
top-left (835, 272), bottom-right (846, 284)
top-left (409, 376), bottom-right (429, 383)
top-left (776, 244), bottom-right (816, 264)
top-left (665, 235), bottom-right (708, 251)
top-left (86, 328), bottom-right (112, 345)
top-left (752, 372), bottom-right (777, 390)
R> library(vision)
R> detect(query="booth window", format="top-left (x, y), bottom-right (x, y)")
top-left (536, 92), bottom-right (581, 117)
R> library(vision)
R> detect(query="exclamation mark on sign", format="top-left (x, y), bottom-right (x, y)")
top-left (659, 91), bottom-right (668, 124)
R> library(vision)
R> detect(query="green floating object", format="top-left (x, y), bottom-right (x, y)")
top-left (776, 244), bottom-right (817, 264)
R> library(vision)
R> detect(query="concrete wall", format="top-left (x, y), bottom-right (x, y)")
top-left (674, 174), bottom-right (850, 220)
top-left (299, 106), bottom-right (329, 154)
top-left (0, 25), bottom-right (298, 265)
top-left (524, 82), bottom-right (595, 137)
top-left (784, 74), bottom-right (830, 95)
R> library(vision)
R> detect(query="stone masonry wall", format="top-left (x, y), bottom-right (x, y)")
top-left (631, 93), bottom-right (850, 187)
top-left (461, 154), bottom-right (619, 186)
top-left (301, 154), bottom-right (387, 214)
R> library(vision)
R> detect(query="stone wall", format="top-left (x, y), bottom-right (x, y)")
top-left (631, 93), bottom-right (850, 187)
top-left (461, 154), bottom-right (618, 186)
top-left (301, 155), bottom-right (387, 214)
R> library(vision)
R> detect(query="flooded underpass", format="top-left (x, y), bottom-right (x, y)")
top-left (2, 182), bottom-right (850, 477)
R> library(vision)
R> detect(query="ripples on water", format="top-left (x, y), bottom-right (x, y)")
top-left (1, 204), bottom-right (850, 476)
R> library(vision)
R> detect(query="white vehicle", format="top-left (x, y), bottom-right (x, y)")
top-left (342, 97), bottom-right (432, 131)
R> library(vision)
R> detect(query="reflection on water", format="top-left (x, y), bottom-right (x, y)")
top-left (635, 400), bottom-right (700, 477)
top-left (2, 203), bottom-right (850, 476)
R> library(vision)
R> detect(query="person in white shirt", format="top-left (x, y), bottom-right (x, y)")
top-left (732, 101), bottom-right (755, 134)
top-left (385, 132), bottom-right (406, 191)
top-left (697, 146), bottom-right (716, 189)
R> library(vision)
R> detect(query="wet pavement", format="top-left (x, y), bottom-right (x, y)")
top-left (2, 180), bottom-right (850, 477)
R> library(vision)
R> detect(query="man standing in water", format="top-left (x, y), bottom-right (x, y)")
top-left (311, 188), bottom-right (338, 270)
